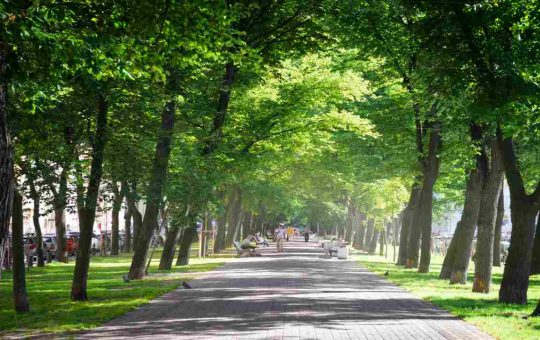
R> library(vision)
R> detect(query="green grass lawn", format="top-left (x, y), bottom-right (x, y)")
top-left (0, 249), bottom-right (227, 336)
top-left (354, 250), bottom-right (540, 340)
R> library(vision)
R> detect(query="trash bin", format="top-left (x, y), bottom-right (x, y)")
top-left (337, 246), bottom-right (348, 259)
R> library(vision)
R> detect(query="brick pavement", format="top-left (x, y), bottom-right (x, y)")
top-left (79, 238), bottom-right (492, 340)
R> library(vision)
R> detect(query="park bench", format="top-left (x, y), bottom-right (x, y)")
top-left (233, 241), bottom-right (256, 257)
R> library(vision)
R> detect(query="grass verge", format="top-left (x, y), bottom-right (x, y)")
top-left (0, 250), bottom-right (227, 336)
top-left (355, 252), bottom-right (540, 340)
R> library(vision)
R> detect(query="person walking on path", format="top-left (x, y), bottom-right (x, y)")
top-left (286, 226), bottom-right (294, 241)
top-left (276, 226), bottom-right (285, 252)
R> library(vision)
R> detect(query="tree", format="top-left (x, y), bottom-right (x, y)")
top-left (71, 93), bottom-right (108, 301)
top-left (11, 190), bottom-right (30, 313)
top-left (128, 102), bottom-right (175, 279)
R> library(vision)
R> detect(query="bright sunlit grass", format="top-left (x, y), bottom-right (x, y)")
top-left (354, 250), bottom-right (540, 340)
top-left (0, 250), bottom-right (226, 336)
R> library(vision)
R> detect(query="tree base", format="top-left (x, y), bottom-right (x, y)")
top-left (449, 270), bottom-right (466, 284)
top-left (418, 261), bottom-right (429, 273)
top-left (404, 258), bottom-right (417, 268)
top-left (472, 277), bottom-right (490, 293)
top-left (499, 285), bottom-right (527, 305)
top-left (14, 298), bottom-right (30, 313)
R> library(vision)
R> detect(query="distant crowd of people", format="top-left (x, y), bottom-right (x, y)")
top-left (238, 224), bottom-right (313, 255)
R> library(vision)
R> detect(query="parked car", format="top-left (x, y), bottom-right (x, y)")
top-left (42, 234), bottom-right (57, 258)
top-left (23, 237), bottom-right (38, 257)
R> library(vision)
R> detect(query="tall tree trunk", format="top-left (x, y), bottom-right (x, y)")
top-left (129, 100), bottom-right (175, 280)
top-left (203, 63), bottom-right (235, 155)
top-left (71, 93), bottom-right (108, 301)
top-left (54, 165), bottom-right (68, 263)
top-left (345, 199), bottom-right (355, 243)
top-left (242, 211), bottom-right (252, 239)
top-left (225, 187), bottom-right (242, 247)
top-left (160, 209), bottom-right (191, 270)
top-left (214, 206), bottom-right (228, 253)
top-left (110, 181), bottom-right (126, 255)
top-left (0, 49), bottom-right (14, 261)
top-left (398, 184), bottom-right (421, 265)
top-left (12, 191), bottom-right (30, 313)
top-left (74, 153), bottom-right (86, 232)
top-left (493, 185), bottom-right (504, 267)
top-left (131, 205), bottom-right (143, 247)
top-left (29, 179), bottom-right (45, 267)
top-left (52, 128), bottom-right (75, 262)
top-left (160, 223), bottom-right (181, 270)
top-left (176, 225), bottom-right (197, 266)
top-left (418, 126), bottom-right (441, 273)
top-left (369, 228), bottom-right (379, 255)
top-left (472, 141), bottom-right (504, 293)
top-left (393, 215), bottom-right (401, 262)
top-left (498, 135), bottom-right (540, 304)
top-left (353, 213), bottom-right (366, 250)
top-left (405, 185), bottom-right (423, 268)
top-left (530, 214), bottom-right (540, 275)
top-left (441, 123), bottom-right (486, 280)
top-left (123, 189), bottom-right (132, 252)
top-left (54, 207), bottom-right (67, 262)
top-left (440, 171), bottom-right (482, 282)
top-left (364, 218), bottom-right (375, 251)
top-left (232, 211), bottom-right (244, 242)
top-left (379, 229), bottom-right (385, 256)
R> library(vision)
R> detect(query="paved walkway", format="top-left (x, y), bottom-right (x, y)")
top-left (80, 238), bottom-right (491, 339)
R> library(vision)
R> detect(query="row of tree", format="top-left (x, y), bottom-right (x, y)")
top-left (0, 0), bottom-right (539, 318)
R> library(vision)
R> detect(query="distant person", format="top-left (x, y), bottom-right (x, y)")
top-left (276, 226), bottom-right (286, 252)
top-left (304, 230), bottom-right (310, 242)
top-left (286, 226), bottom-right (294, 241)
top-left (324, 238), bottom-right (337, 256)
top-left (241, 235), bottom-right (257, 255)
top-left (255, 232), bottom-right (269, 247)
